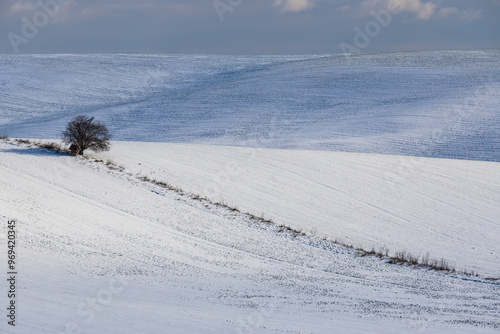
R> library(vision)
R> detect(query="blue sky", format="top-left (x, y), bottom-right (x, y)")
top-left (1, 0), bottom-right (499, 54)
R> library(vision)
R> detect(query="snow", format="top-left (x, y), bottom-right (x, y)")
top-left (0, 139), bottom-right (499, 333)
top-left (95, 141), bottom-right (500, 278)
top-left (1, 50), bottom-right (499, 161)
top-left (1, 50), bottom-right (499, 333)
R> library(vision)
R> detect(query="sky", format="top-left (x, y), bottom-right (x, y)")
top-left (0, 0), bottom-right (499, 54)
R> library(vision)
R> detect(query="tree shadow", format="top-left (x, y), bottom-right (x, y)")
top-left (0, 147), bottom-right (69, 157)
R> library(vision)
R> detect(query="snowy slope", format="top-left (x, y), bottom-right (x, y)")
top-left (96, 141), bottom-right (500, 277)
top-left (0, 140), bottom-right (499, 333)
top-left (1, 50), bottom-right (499, 161)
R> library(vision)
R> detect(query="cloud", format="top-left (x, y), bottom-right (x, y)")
top-left (358, 0), bottom-right (484, 21)
top-left (438, 6), bottom-right (482, 21)
top-left (438, 7), bottom-right (459, 18)
top-left (8, 1), bottom-right (39, 16)
top-left (274, 0), bottom-right (315, 13)
top-left (1, 0), bottom-right (495, 54)
top-left (357, 0), bottom-right (437, 19)
top-left (388, 0), bottom-right (437, 20)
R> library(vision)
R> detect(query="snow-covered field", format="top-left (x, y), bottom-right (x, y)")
top-left (1, 50), bottom-right (499, 161)
top-left (0, 139), bottom-right (499, 333)
top-left (96, 141), bottom-right (500, 278)
top-left (1, 50), bottom-right (499, 333)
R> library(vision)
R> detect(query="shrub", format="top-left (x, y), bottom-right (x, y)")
top-left (62, 115), bottom-right (111, 155)
top-left (39, 142), bottom-right (61, 151)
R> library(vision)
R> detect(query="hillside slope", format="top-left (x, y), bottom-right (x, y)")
top-left (0, 140), bottom-right (499, 333)
top-left (1, 50), bottom-right (499, 161)
top-left (97, 141), bottom-right (500, 277)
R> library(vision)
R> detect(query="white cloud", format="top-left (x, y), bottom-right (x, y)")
top-left (438, 7), bottom-right (459, 18)
top-left (358, 0), bottom-right (484, 21)
top-left (388, 0), bottom-right (437, 20)
top-left (438, 6), bottom-right (483, 21)
top-left (8, 1), bottom-right (39, 16)
top-left (416, 1), bottom-right (436, 19)
top-left (274, 0), bottom-right (316, 13)
top-left (357, 0), bottom-right (437, 19)
top-left (438, 7), bottom-right (482, 21)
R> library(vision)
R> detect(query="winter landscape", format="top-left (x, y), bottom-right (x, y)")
top-left (0, 50), bottom-right (499, 333)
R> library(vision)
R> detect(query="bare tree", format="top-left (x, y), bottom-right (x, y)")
top-left (62, 115), bottom-right (111, 155)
